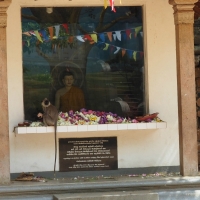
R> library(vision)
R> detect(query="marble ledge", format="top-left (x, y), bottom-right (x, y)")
top-left (14, 122), bottom-right (167, 134)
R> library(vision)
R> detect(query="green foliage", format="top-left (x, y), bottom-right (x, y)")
top-left (24, 73), bottom-right (53, 83)
top-left (22, 21), bottom-right (78, 54)
top-left (34, 74), bottom-right (52, 82)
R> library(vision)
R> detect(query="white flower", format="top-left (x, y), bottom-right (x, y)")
top-left (57, 121), bottom-right (72, 126)
top-left (106, 115), bottom-right (114, 121)
top-left (30, 122), bottom-right (44, 127)
top-left (79, 112), bottom-right (88, 120)
top-left (122, 118), bottom-right (127, 123)
top-left (58, 117), bottom-right (66, 122)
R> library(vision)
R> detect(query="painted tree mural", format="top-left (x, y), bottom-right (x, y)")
top-left (22, 6), bottom-right (144, 120)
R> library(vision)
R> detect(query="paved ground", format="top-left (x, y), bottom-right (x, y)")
top-left (1, 172), bottom-right (200, 199)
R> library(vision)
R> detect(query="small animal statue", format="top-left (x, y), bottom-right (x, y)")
top-left (39, 98), bottom-right (59, 178)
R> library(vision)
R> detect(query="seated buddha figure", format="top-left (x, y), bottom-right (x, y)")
top-left (55, 71), bottom-right (85, 112)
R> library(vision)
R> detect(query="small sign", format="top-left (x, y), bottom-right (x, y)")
top-left (59, 137), bottom-right (118, 171)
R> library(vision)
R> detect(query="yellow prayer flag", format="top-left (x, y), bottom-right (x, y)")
top-left (90, 34), bottom-right (97, 43)
top-left (27, 40), bottom-right (30, 47)
top-left (104, 0), bottom-right (107, 9)
top-left (133, 51), bottom-right (137, 61)
top-left (34, 31), bottom-right (43, 43)
top-left (135, 26), bottom-right (142, 37)
top-left (103, 43), bottom-right (109, 50)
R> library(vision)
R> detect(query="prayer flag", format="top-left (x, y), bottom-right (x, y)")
top-left (104, 0), bottom-right (108, 9)
top-left (40, 29), bottom-right (49, 41)
top-left (133, 51), bottom-right (137, 61)
top-left (76, 36), bottom-right (85, 42)
top-left (107, 32), bottom-right (112, 42)
top-left (84, 34), bottom-right (93, 41)
top-left (29, 31), bottom-right (36, 36)
top-left (110, 45), bottom-right (115, 53)
top-left (48, 27), bottom-right (54, 40)
top-left (99, 33), bottom-right (105, 42)
top-left (103, 43), bottom-right (109, 50)
top-left (54, 25), bottom-right (60, 38)
top-left (122, 49), bottom-right (126, 57)
top-left (109, 0), bottom-right (116, 12)
top-left (113, 33), bottom-right (117, 41)
top-left (125, 29), bottom-right (131, 39)
top-left (68, 36), bottom-right (74, 43)
top-left (122, 32), bottom-right (127, 40)
top-left (23, 32), bottom-right (31, 36)
top-left (114, 47), bottom-right (120, 54)
top-left (27, 40), bottom-right (30, 47)
top-left (115, 31), bottom-right (121, 41)
top-left (62, 24), bottom-right (68, 33)
top-left (34, 30), bottom-right (43, 43)
top-left (135, 26), bottom-right (142, 37)
top-left (90, 34), bottom-right (97, 43)
top-left (127, 50), bottom-right (132, 58)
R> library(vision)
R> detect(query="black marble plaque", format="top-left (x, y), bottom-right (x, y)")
top-left (59, 137), bottom-right (118, 171)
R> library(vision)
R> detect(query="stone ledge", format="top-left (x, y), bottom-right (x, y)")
top-left (53, 191), bottom-right (158, 200)
top-left (1, 175), bottom-right (200, 194)
top-left (14, 122), bottom-right (167, 134)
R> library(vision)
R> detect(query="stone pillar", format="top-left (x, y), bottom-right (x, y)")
top-left (169, 0), bottom-right (198, 176)
top-left (0, 0), bottom-right (11, 184)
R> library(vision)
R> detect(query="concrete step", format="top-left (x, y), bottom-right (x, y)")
top-left (53, 191), bottom-right (158, 200)
top-left (1, 176), bottom-right (200, 200)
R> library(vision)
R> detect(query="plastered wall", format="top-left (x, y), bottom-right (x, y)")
top-left (6, 0), bottom-right (179, 173)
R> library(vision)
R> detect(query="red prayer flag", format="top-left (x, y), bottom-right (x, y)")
top-left (62, 24), bottom-right (68, 33)
top-left (83, 34), bottom-right (93, 41)
top-left (125, 29), bottom-right (131, 39)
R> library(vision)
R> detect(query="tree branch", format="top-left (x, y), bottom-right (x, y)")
top-left (96, 8), bottom-right (107, 31)
top-left (35, 45), bottom-right (52, 63)
top-left (21, 14), bottom-right (40, 23)
top-left (96, 13), bottom-right (136, 33)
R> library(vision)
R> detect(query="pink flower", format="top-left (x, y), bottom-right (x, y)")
top-left (116, 119), bottom-right (123, 123)
top-left (88, 110), bottom-right (93, 114)
top-left (68, 110), bottom-right (74, 116)
top-left (142, 174), bottom-right (146, 177)
top-left (60, 113), bottom-right (65, 118)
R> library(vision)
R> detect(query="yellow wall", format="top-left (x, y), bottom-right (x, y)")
top-left (7, 0), bottom-right (179, 173)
